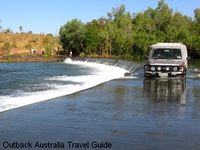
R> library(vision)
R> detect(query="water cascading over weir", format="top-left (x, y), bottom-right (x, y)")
top-left (68, 57), bottom-right (142, 77)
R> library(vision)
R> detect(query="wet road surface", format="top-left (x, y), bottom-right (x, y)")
top-left (0, 67), bottom-right (200, 149)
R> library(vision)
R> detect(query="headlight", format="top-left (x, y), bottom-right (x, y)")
top-left (151, 66), bottom-right (155, 71)
top-left (157, 66), bottom-right (161, 71)
top-left (173, 67), bottom-right (178, 71)
top-left (166, 67), bottom-right (170, 71)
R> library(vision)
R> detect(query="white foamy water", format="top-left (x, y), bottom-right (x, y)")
top-left (0, 58), bottom-right (127, 112)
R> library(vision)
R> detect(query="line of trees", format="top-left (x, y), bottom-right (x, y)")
top-left (59, 0), bottom-right (200, 60)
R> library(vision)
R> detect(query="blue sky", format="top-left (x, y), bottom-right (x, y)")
top-left (0, 0), bottom-right (199, 34)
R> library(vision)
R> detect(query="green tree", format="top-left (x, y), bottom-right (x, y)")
top-left (96, 18), bottom-right (110, 56)
top-left (84, 18), bottom-right (112, 56)
top-left (189, 8), bottom-right (200, 56)
top-left (85, 20), bottom-right (100, 55)
top-left (108, 5), bottom-right (134, 58)
top-left (59, 19), bottom-right (86, 56)
top-left (193, 8), bottom-right (200, 35)
top-left (104, 22), bottom-right (113, 55)
top-left (132, 8), bottom-right (158, 57)
top-left (59, 0), bottom-right (200, 59)
top-left (194, 8), bottom-right (200, 24)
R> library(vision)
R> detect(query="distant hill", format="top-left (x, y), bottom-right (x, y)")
top-left (0, 32), bottom-right (61, 56)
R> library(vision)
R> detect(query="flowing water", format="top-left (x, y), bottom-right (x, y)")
top-left (0, 58), bottom-right (131, 112)
top-left (0, 58), bottom-right (200, 149)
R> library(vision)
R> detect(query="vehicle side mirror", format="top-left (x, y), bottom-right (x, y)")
top-left (187, 56), bottom-right (191, 60)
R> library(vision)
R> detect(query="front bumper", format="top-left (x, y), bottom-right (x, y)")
top-left (144, 65), bottom-right (186, 77)
top-left (144, 71), bottom-right (185, 77)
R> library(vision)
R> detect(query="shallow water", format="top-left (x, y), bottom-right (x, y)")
top-left (0, 59), bottom-right (127, 112)
top-left (0, 59), bottom-right (200, 150)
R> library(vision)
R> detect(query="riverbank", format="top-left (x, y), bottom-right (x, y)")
top-left (0, 54), bottom-right (144, 68)
top-left (0, 54), bottom-right (65, 63)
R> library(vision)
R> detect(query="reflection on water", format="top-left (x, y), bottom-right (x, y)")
top-left (143, 78), bottom-right (186, 104)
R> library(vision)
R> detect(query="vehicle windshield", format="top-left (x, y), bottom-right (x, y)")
top-left (151, 48), bottom-right (182, 59)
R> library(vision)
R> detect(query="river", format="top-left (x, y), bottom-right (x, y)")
top-left (0, 58), bottom-right (200, 150)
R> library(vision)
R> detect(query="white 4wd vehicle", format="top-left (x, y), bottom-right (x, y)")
top-left (144, 43), bottom-right (188, 77)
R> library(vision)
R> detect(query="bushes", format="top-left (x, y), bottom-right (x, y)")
top-left (24, 42), bottom-right (32, 50)
top-left (1, 42), bottom-right (11, 55)
top-left (2, 42), bottom-right (11, 51)
top-left (79, 52), bottom-right (85, 57)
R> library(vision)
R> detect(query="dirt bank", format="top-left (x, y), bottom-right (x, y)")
top-left (0, 54), bottom-right (65, 63)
